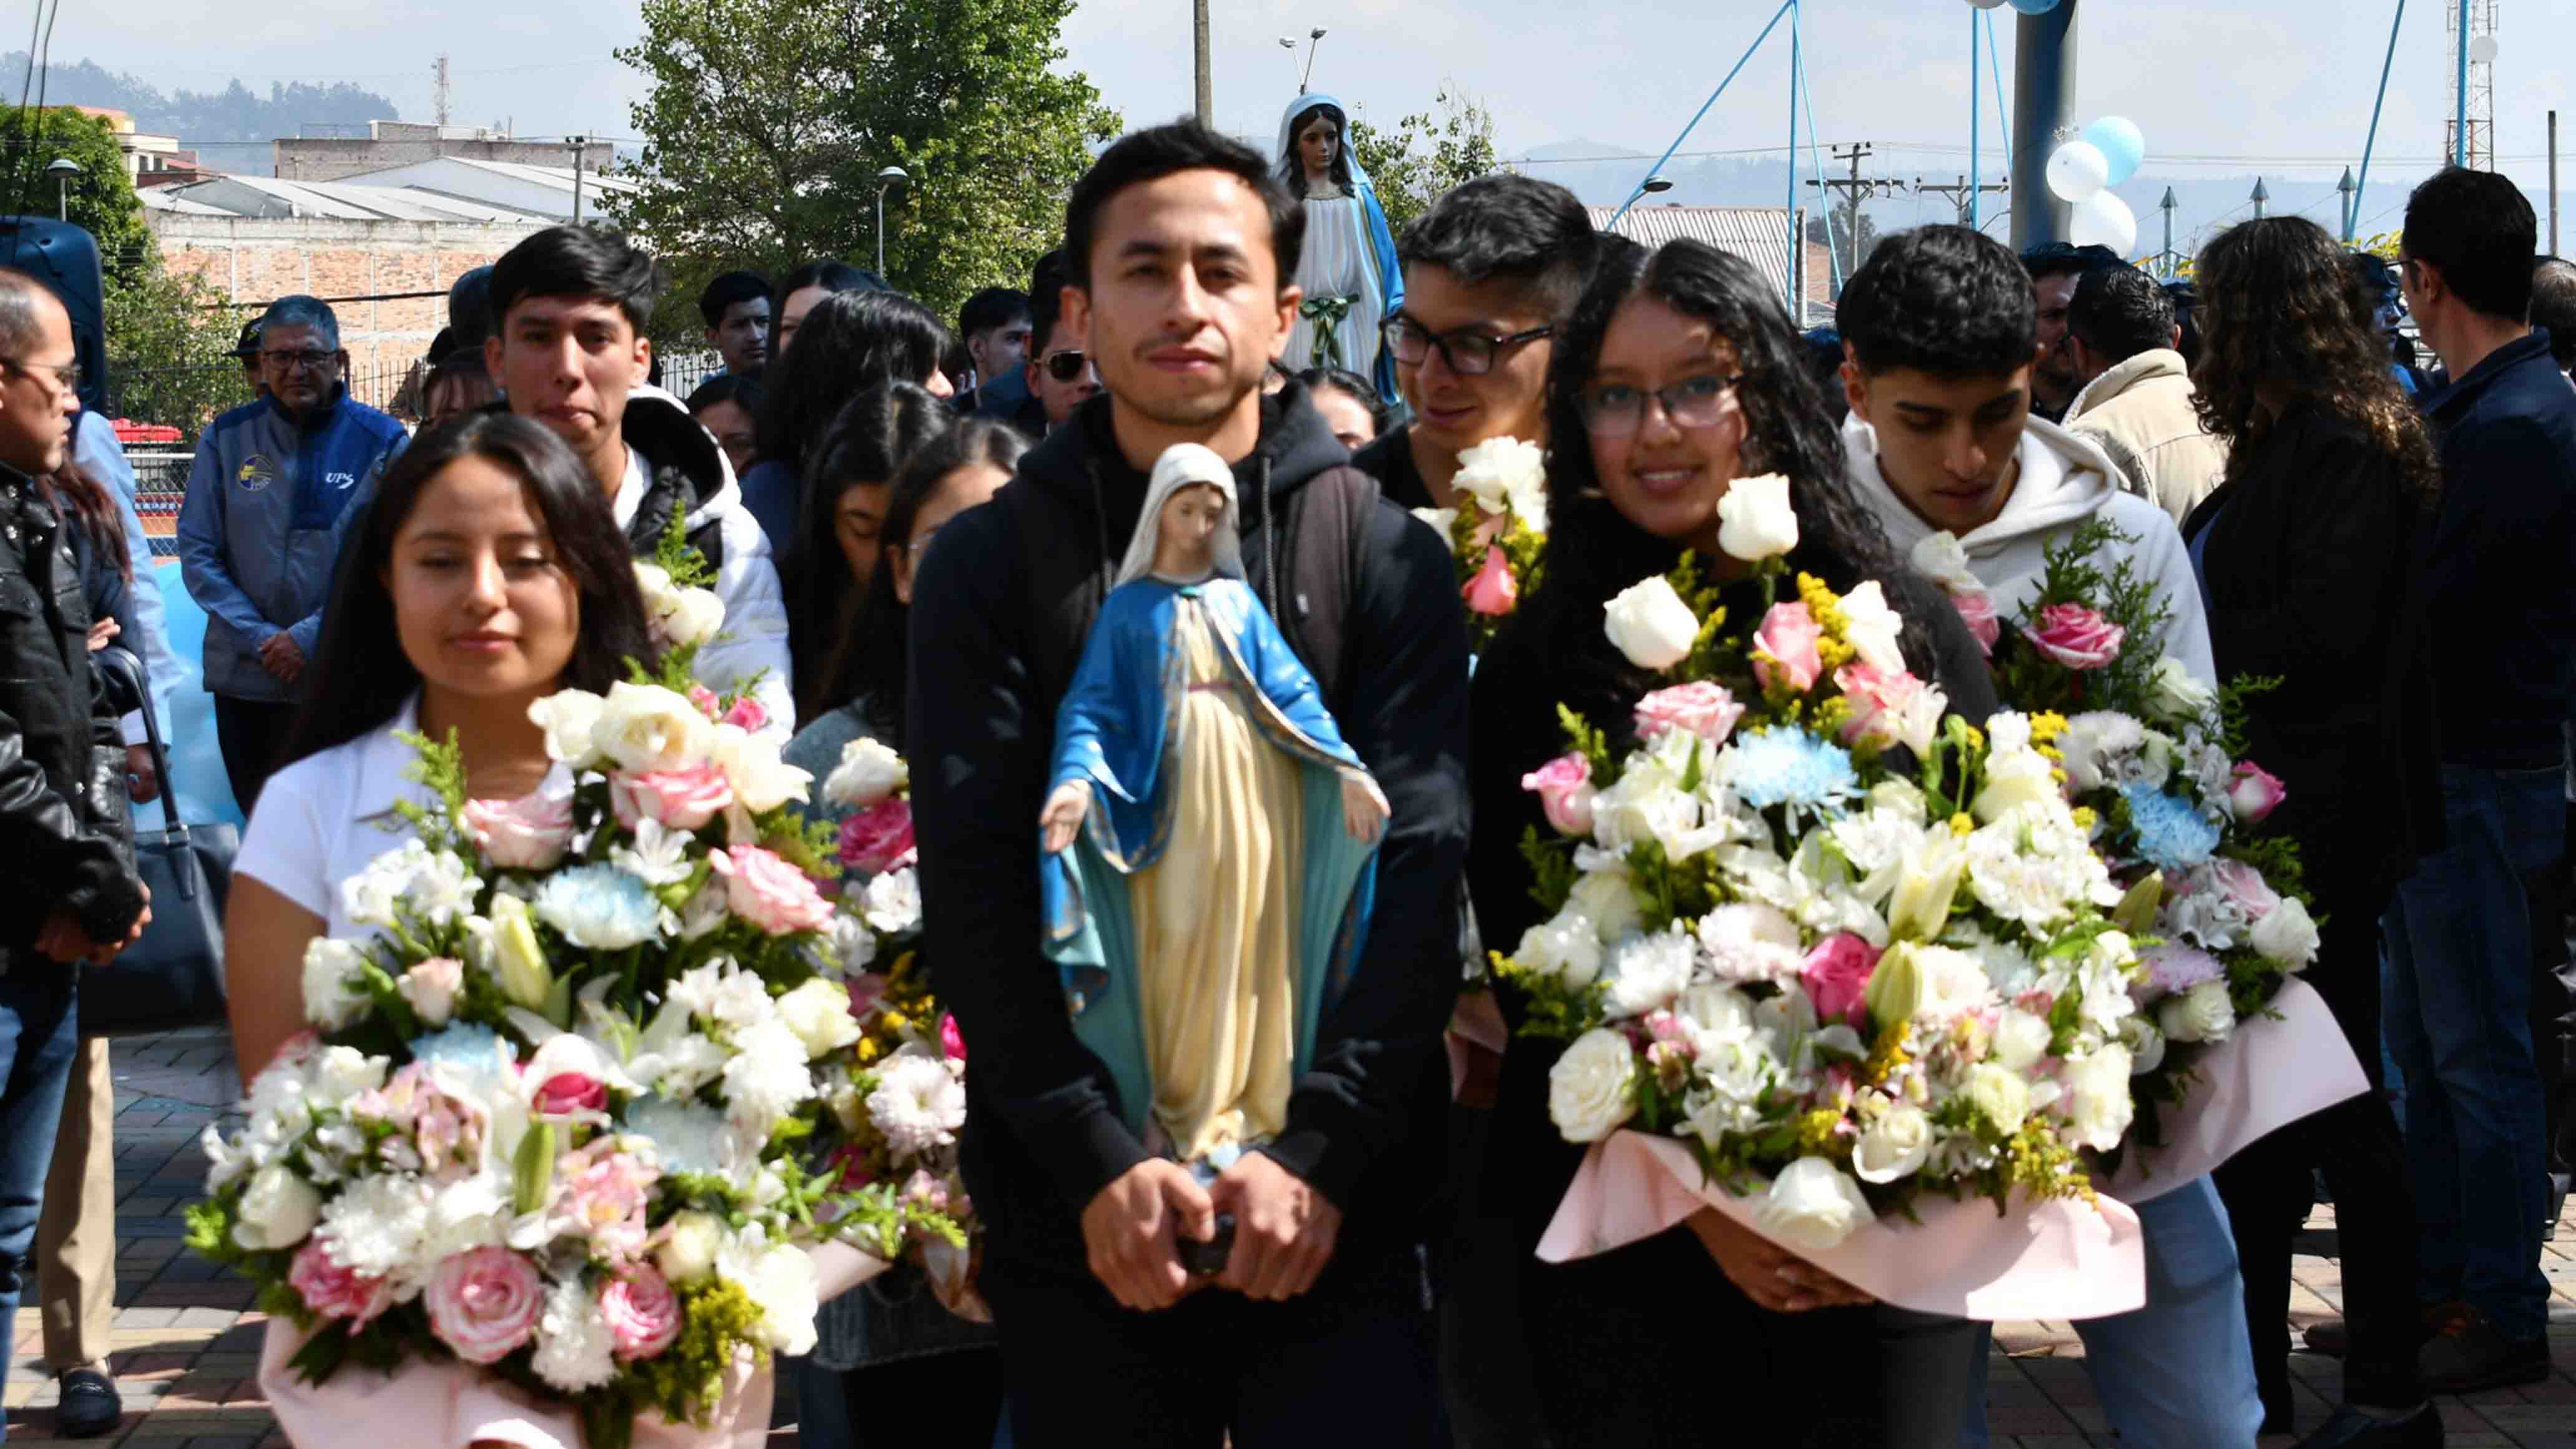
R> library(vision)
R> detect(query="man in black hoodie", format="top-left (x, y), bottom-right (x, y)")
top-left (908, 120), bottom-right (1470, 1445)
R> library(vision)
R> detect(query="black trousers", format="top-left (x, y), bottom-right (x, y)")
top-left (2212, 881), bottom-right (2424, 1410)
top-left (211, 695), bottom-right (299, 816)
top-left (826, 1347), bottom-right (1004, 1449)
top-left (982, 1242), bottom-right (1437, 1449)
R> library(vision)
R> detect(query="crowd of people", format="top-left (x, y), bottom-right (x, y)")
top-left (0, 102), bottom-right (2572, 1449)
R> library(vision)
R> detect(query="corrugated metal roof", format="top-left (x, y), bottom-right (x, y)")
top-left (145, 175), bottom-right (558, 223)
top-left (1588, 204), bottom-right (1803, 299)
top-left (399, 157), bottom-right (641, 196)
top-left (138, 187), bottom-right (231, 216)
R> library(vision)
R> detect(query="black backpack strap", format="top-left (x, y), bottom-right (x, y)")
top-left (1272, 465), bottom-right (1378, 713)
top-left (1002, 469), bottom-right (1111, 710)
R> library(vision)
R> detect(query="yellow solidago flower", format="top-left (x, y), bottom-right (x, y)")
top-left (1795, 1109), bottom-right (1848, 1156)
top-left (1810, 696), bottom-right (1853, 738)
top-left (1865, 1023), bottom-right (1913, 1085)
top-left (1959, 723), bottom-right (1985, 752)
top-left (1948, 812), bottom-right (1975, 837)
top-left (2027, 711), bottom-right (2069, 744)
top-left (2071, 806), bottom-right (2098, 831)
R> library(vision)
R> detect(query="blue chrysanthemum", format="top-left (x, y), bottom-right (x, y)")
top-left (530, 864), bottom-right (664, 950)
top-left (2121, 783), bottom-right (2222, 871)
top-left (409, 1022), bottom-right (512, 1070)
top-left (1724, 728), bottom-right (1859, 820)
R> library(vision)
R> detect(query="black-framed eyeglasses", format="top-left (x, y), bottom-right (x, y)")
top-left (1576, 373), bottom-right (1747, 437)
top-left (1043, 349), bottom-right (1096, 383)
top-left (0, 355), bottom-right (78, 396)
top-left (1380, 316), bottom-right (1553, 377)
top-left (260, 348), bottom-right (338, 373)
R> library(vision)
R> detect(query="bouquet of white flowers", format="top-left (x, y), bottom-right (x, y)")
top-left (1415, 435), bottom-right (1548, 650)
top-left (189, 534), bottom-right (965, 1449)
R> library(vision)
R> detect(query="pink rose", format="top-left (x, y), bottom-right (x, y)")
top-left (290, 1239), bottom-right (393, 1329)
top-left (2228, 762), bottom-right (2287, 824)
top-left (461, 791), bottom-right (574, 871)
top-left (1800, 933), bottom-right (1882, 1025)
top-left (687, 685), bottom-right (723, 720)
top-left (1633, 681), bottom-right (1747, 746)
top-left (838, 798), bottom-right (917, 877)
top-left (2024, 602), bottom-right (2126, 671)
top-left (940, 1012), bottom-right (967, 1062)
top-left (1751, 602), bottom-right (1825, 693)
top-left (1951, 590), bottom-right (1999, 656)
top-left (721, 697), bottom-right (770, 733)
top-left (1519, 753), bottom-right (1596, 837)
top-left (710, 844), bottom-right (834, 935)
top-left (533, 1071), bottom-right (607, 1118)
top-left (1833, 664), bottom-right (1943, 757)
top-left (612, 761), bottom-right (736, 832)
top-left (424, 1245), bottom-right (544, 1364)
top-left (600, 1266), bottom-right (683, 1361)
top-left (2206, 859), bottom-right (2281, 922)
top-left (1461, 545), bottom-right (1520, 617)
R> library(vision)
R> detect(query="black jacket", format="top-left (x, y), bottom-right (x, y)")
top-left (2182, 401), bottom-right (2441, 900)
top-left (907, 387), bottom-right (1473, 1271)
top-left (2414, 329), bottom-right (2576, 766)
top-left (1350, 423), bottom-right (1435, 512)
top-left (0, 466), bottom-right (142, 964)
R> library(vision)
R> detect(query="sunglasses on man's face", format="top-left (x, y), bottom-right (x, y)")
top-left (1043, 349), bottom-right (1096, 384)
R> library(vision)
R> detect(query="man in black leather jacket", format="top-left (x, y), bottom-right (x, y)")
top-left (0, 267), bottom-right (150, 1425)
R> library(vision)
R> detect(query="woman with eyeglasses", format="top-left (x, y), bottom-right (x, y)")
top-left (1466, 238), bottom-right (1996, 1447)
top-left (783, 383), bottom-right (954, 705)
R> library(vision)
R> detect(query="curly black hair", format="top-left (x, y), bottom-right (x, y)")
top-left (1840, 224), bottom-right (2036, 380)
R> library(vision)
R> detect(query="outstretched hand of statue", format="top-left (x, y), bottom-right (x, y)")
top-left (1340, 770), bottom-right (1389, 844)
top-left (1041, 779), bottom-right (1093, 855)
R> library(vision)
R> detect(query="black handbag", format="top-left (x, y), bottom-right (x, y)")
top-left (79, 648), bottom-right (237, 1037)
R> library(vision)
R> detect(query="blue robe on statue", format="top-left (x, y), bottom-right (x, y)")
top-left (1040, 576), bottom-right (1379, 1149)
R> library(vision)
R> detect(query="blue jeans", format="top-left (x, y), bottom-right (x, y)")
top-left (2383, 763), bottom-right (2564, 1338)
top-left (0, 967), bottom-right (80, 1445)
top-left (1962, 1176), bottom-right (2261, 1449)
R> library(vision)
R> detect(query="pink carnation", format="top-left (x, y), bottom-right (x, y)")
top-left (839, 798), bottom-right (917, 877)
top-left (686, 685), bottom-right (723, 720)
top-left (709, 844), bottom-right (834, 935)
top-left (721, 697), bottom-right (771, 733)
top-left (460, 791), bottom-right (574, 871)
top-left (2228, 762), bottom-right (2287, 824)
top-left (612, 760), bottom-right (736, 832)
top-left (600, 1266), bottom-right (683, 1361)
top-left (424, 1245), bottom-right (544, 1365)
top-left (1800, 934), bottom-right (1881, 1025)
top-left (1519, 753), bottom-right (1596, 837)
top-left (1462, 545), bottom-right (1520, 617)
top-left (1951, 590), bottom-right (2000, 656)
top-left (1633, 681), bottom-right (1747, 746)
top-left (1752, 601), bottom-right (1825, 693)
top-left (290, 1239), bottom-right (393, 1330)
top-left (2024, 603), bottom-right (2126, 670)
top-left (940, 1012), bottom-right (967, 1062)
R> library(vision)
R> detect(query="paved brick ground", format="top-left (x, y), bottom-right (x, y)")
top-left (11, 1027), bottom-right (2575, 1447)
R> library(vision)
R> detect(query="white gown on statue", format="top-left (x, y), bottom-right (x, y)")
top-left (1283, 190), bottom-right (1385, 379)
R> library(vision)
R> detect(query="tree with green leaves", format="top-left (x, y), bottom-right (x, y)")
top-left (1346, 85), bottom-right (1501, 242)
top-left (0, 106), bottom-right (153, 283)
top-left (610, 0), bottom-right (1119, 337)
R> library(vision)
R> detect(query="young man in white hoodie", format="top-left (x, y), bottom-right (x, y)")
top-left (1840, 225), bottom-right (2253, 1449)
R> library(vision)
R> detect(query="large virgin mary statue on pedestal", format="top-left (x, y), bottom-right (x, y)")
top-left (1275, 92), bottom-right (1405, 406)
top-left (1038, 444), bottom-right (1387, 1171)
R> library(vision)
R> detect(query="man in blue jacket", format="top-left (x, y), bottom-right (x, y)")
top-left (2386, 165), bottom-right (2576, 1398)
top-left (175, 295), bottom-right (404, 812)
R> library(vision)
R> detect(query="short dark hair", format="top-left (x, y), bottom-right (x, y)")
top-left (2019, 242), bottom-right (2124, 285)
top-left (1397, 174), bottom-right (1600, 320)
top-left (1027, 250), bottom-right (1073, 358)
top-left (1295, 366), bottom-right (1390, 439)
top-left (777, 260), bottom-right (872, 307)
top-left (960, 286), bottom-right (1030, 339)
top-left (1064, 119), bottom-right (1303, 290)
top-left (1841, 225), bottom-right (2036, 378)
top-left (489, 227), bottom-right (660, 335)
top-left (2162, 279), bottom-right (2202, 366)
top-left (2532, 258), bottom-right (2576, 373)
top-left (2403, 167), bottom-right (2537, 321)
top-left (697, 270), bottom-right (771, 328)
top-left (2067, 265), bottom-right (2176, 363)
top-left (686, 373), bottom-right (761, 415)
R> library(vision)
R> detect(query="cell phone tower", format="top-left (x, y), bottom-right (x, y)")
top-left (2445, 0), bottom-right (2497, 170)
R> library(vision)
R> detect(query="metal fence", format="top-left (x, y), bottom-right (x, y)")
top-left (107, 351), bottom-right (729, 436)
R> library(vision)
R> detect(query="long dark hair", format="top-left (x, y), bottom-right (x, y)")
top-left (1277, 100), bottom-right (1355, 195)
top-left (285, 412), bottom-right (659, 765)
top-left (806, 418), bottom-right (1030, 728)
top-left (786, 383), bottom-right (955, 697)
top-left (1506, 238), bottom-right (1943, 719)
top-left (753, 290), bottom-right (955, 475)
top-left (2190, 218), bottom-right (2441, 495)
top-left (37, 459), bottom-right (130, 581)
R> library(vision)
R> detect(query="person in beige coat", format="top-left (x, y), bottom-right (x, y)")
top-left (2063, 264), bottom-right (2231, 522)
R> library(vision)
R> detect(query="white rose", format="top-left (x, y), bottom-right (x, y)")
top-left (660, 587), bottom-right (726, 650)
top-left (1602, 576), bottom-right (1699, 671)
top-left (2120, 1017), bottom-right (2168, 1075)
top-left (824, 737), bottom-right (910, 809)
top-left (2250, 895), bottom-right (2320, 970)
top-left (656, 1210), bottom-right (724, 1282)
top-left (340, 839), bottom-right (426, 929)
top-left (232, 1164), bottom-right (322, 1251)
top-left (1907, 532), bottom-right (1983, 595)
top-left (1715, 472), bottom-right (1800, 562)
top-left (1852, 1103), bottom-right (1934, 1184)
top-left (1602, 927), bottom-right (1695, 1019)
top-left (1454, 436), bottom-right (1548, 532)
top-left (593, 681), bottom-right (715, 773)
top-left (1868, 778), bottom-right (1929, 824)
top-left (776, 978), bottom-right (864, 1060)
top-left (301, 937), bottom-right (371, 1030)
top-left (1964, 1061), bottom-right (2031, 1134)
top-left (1567, 871), bottom-right (1644, 943)
top-left (1513, 909), bottom-right (1604, 988)
top-left (1547, 1028), bottom-right (1639, 1143)
top-left (2147, 655), bottom-right (2218, 724)
top-left (527, 689), bottom-right (607, 769)
top-left (633, 561), bottom-right (676, 602)
top-left (1837, 580), bottom-right (1906, 675)
top-left (2157, 978), bottom-right (2237, 1044)
top-left (1991, 1007), bottom-right (2055, 1073)
top-left (1757, 1156), bottom-right (1873, 1252)
top-left (397, 956), bottom-right (464, 1027)
top-left (712, 724), bottom-right (813, 815)
top-left (2060, 1045), bottom-right (2136, 1151)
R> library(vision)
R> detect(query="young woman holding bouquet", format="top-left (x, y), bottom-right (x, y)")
top-left (1466, 238), bottom-right (1996, 1447)
top-left (2185, 217), bottom-right (2446, 1449)
top-left (226, 412), bottom-right (658, 1080)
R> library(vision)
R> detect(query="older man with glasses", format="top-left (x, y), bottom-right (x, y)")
top-left (175, 294), bottom-right (406, 812)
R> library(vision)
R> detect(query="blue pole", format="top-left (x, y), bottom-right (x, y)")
top-left (1786, 0), bottom-right (1801, 316)
top-left (2454, 0), bottom-right (2469, 167)
top-left (1985, 11), bottom-right (2011, 160)
top-left (1797, 20), bottom-right (1838, 292)
top-left (1607, 0), bottom-right (1797, 229)
top-left (2352, 0), bottom-right (2406, 241)
top-left (1971, 6), bottom-right (1981, 229)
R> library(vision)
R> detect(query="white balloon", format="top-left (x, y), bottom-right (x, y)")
top-left (1966, 0), bottom-right (2008, 8)
top-left (2046, 141), bottom-right (2110, 204)
top-left (2069, 191), bottom-right (2138, 255)
top-left (2469, 34), bottom-right (2497, 64)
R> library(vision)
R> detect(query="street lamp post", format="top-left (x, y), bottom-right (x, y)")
top-left (1299, 28), bottom-right (1328, 93)
top-left (44, 158), bottom-right (79, 222)
top-left (876, 166), bottom-right (910, 278)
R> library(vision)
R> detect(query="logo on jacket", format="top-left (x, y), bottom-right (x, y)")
top-left (326, 471), bottom-right (356, 489)
top-left (235, 454), bottom-right (277, 493)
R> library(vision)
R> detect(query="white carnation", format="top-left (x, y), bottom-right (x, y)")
top-left (862, 868), bottom-right (923, 936)
top-left (828, 912), bottom-right (880, 974)
top-left (301, 937), bottom-right (373, 1030)
top-left (529, 1276), bottom-right (619, 1392)
top-left (1757, 1156), bottom-right (1873, 1251)
top-left (313, 1173), bottom-right (433, 1280)
top-left (1964, 1062), bottom-right (2032, 1134)
top-left (2057, 711), bottom-right (2147, 794)
top-left (1602, 927), bottom-right (1695, 1019)
top-left (721, 1023), bottom-right (817, 1133)
top-left (1676, 983), bottom-right (1758, 1043)
top-left (867, 1049), bottom-right (968, 1158)
top-left (1694, 903), bottom-right (1804, 985)
top-left (1547, 1028), bottom-right (1638, 1143)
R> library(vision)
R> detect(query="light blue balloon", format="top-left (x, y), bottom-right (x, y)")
top-left (2083, 116), bottom-right (2147, 186)
top-left (2007, 0), bottom-right (2061, 13)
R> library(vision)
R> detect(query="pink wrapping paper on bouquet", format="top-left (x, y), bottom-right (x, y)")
top-left (1539, 1134), bottom-right (2149, 1322)
top-left (2102, 978), bottom-right (2368, 1203)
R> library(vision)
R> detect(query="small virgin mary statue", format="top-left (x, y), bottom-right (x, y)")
top-left (1276, 93), bottom-right (1404, 404)
top-left (1040, 443), bottom-right (1389, 1173)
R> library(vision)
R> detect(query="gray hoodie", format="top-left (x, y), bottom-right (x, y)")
top-left (1843, 412), bottom-right (2217, 685)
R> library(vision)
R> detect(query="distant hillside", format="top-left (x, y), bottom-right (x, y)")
top-left (0, 54), bottom-right (402, 175)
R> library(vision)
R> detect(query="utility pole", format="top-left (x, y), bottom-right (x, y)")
top-left (2337, 167), bottom-right (2358, 240)
top-left (1193, 0), bottom-right (1213, 127)
top-left (568, 135), bottom-right (587, 222)
top-left (1915, 174), bottom-right (2009, 227)
top-left (1804, 143), bottom-right (1908, 284)
top-left (433, 56), bottom-right (451, 129)
top-left (2551, 110), bottom-right (2560, 255)
top-left (2010, 0), bottom-right (2077, 248)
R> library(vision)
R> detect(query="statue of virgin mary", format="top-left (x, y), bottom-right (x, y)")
top-left (1038, 444), bottom-right (1388, 1171)
top-left (1276, 93), bottom-right (1405, 406)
